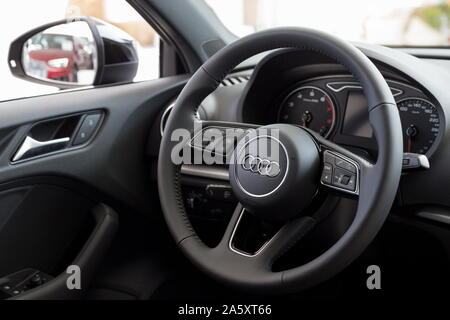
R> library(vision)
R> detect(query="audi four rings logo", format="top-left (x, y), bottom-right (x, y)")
top-left (242, 155), bottom-right (281, 177)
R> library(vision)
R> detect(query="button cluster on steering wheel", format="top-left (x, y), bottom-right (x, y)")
top-left (320, 150), bottom-right (359, 194)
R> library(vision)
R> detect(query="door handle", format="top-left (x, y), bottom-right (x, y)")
top-left (13, 136), bottom-right (70, 162)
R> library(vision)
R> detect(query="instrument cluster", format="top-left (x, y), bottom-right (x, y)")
top-left (277, 76), bottom-right (442, 155)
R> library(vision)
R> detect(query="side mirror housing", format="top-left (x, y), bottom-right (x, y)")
top-left (8, 17), bottom-right (139, 89)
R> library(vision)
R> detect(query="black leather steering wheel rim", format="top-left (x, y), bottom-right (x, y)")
top-left (158, 27), bottom-right (403, 294)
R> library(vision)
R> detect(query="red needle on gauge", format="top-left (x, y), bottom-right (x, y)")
top-left (405, 124), bottom-right (417, 153)
top-left (325, 96), bottom-right (335, 123)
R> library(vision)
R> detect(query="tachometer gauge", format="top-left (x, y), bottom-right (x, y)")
top-left (397, 98), bottom-right (440, 154)
top-left (278, 86), bottom-right (335, 137)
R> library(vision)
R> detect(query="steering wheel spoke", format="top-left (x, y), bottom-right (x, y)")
top-left (218, 203), bottom-right (316, 270)
top-left (181, 120), bottom-right (255, 167)
top-left (256, 216), bottom-right (316, 267)
top-left (180, 120), bottom-right (257, 180)
top-left (217, 202), bottom-right (245, 250)
top-left (308, 130), bottom-right (374, 197)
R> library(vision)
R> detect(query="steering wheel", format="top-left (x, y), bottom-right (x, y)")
top-left (158, 28), bottom-right (403, 294)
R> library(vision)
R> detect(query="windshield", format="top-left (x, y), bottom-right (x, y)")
top-left (205, 0), bottom-right (450, 46)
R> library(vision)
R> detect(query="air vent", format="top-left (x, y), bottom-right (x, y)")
top-left (220, 75), bottom-right (250, 87)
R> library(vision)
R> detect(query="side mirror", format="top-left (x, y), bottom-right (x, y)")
top-left (8, 17), bottom-right (139, 89)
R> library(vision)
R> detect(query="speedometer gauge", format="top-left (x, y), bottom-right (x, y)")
top-left (278, 86), bottom-right (335, 137)
top-left (397, 98), bottom-right (440, 154)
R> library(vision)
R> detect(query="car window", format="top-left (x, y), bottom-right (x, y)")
top-left (206, 0), bottom-right (450, 47)
top-left (0, 0), bottom-right (160, 102)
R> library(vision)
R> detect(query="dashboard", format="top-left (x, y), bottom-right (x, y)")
top-left (155, 45), bottom-right (450, 209)
top-left (237, 49), bottom-right (445, 160)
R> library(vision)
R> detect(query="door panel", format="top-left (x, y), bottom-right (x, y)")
top-left (0, 75), bottom-right (188, 299)
top-left (0, 76), bottom-right (187, 214)
top-left (0, 184), bottom-right (93, 277)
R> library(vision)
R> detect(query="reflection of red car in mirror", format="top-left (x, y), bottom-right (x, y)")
top-left (27, 34), bottom-right (93, 82)
top-left (28, 49), bottom-right (76, 82)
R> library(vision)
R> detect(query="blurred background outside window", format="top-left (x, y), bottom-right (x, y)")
top-left (0, 0), bottom-right (159, 102)
top-left (206, 0), bottom-right (450, 46)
